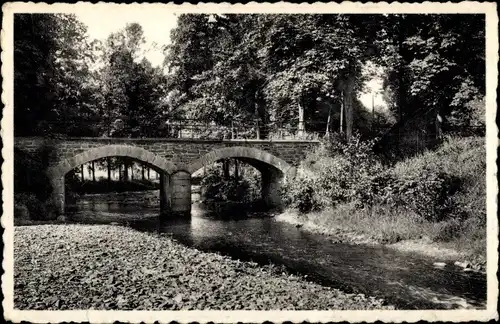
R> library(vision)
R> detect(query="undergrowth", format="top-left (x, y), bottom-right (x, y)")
top-left (280, 134), bottom-right (486, 261)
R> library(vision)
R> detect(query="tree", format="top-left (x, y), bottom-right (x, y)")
top-left (373, 14), bottom-right (485, 128)
top-left (14, 14), bottom-right (102, 136)
top-left (99, 23), bottom-right (168, 137)
top-left (164, 13), bottom-right (485, 141)
top-left (165, 14), bottom-right (215, 100)
top-left (14, 14), bottom-right (59, 136)
top-left (165, 14), bottom-right (373, 139)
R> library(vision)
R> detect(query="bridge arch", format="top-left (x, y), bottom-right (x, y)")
top-left (187, 146), bottom-right (297, 208)
top-left (186, 146), bottom-right (296, 179)
top-left (48, 144), bottom-right (177, 179)
top-left (47, 145), bottom-right (177, 215)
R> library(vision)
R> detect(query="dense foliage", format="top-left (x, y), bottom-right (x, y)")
top-left (374, 14), bottom-right (485, 127)
top-left (200, 165), bottom-right (261, 203)
top-left (15, 14), bottom-right (485, 138)
top-left (282, 135), bottom-right (485, 231)
top-left (165, 14), bottom-right (485, 137)
top-left (14, 147), bottom-right (56, 220)
top-left (14, 15), bottom-right (168, 138)
top-left (14, 14), bottom-right (101, 136)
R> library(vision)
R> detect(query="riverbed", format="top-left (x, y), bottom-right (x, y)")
top-left (15, 225), bottom-right (392, 310)
top-left (43, 190), bottom-right (488, 309)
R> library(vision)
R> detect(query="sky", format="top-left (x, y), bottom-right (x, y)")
top-left (75, 10), bottom-right (178, 67)
top-left (74, 11), bottom-right (387, 110)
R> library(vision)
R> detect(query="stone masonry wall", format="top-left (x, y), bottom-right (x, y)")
top-left (15, 137), bottom-right (318, 173)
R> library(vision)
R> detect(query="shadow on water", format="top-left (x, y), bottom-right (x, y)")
top-left (68, 191), bottom-right (487, 310)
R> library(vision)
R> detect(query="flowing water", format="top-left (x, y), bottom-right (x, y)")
top-left (67, 190), bottom-right (487, 310)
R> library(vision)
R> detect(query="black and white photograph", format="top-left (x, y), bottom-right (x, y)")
top-left (2, 2), bottom-right (498, 323)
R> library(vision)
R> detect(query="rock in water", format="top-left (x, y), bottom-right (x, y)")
top-left (433, 262), bottom-right (446, 268)
top-left (454, 261), bottom-right (470, 269)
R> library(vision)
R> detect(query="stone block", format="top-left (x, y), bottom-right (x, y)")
top-left (105, 145), bottom-right (120, 157)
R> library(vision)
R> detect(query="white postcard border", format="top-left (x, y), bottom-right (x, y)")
top-left (2, 2), bottom-right (498, 323)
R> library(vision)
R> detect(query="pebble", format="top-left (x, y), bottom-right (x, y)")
top-left (14, 225), bottom-right (392, 310)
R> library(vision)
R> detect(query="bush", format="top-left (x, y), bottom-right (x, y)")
top-left (389, 136), bottom-right (485, 221)
top-left (281, 134), bottom-right (485, 225)
top-left (281, 177), bottom-right (322, 213)
top-left (14, 192), bottom-right (57, 221)
top-left (14, 147), bottom-right (53, 202)
top-left (281, 133), bottom-right (384, 213)
top-left (201, 167), bottom-right (260, 203)
top-left (374, 170), bottom-right (461, 222)
top-left (14, 146), bottom-right (58, 220)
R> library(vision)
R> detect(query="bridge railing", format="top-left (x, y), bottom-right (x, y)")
top-left (169, 120), bottom-right (324, 140)
top-left (32, 117), bottom-right (328, 140)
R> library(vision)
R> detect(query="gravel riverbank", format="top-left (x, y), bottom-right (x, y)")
top-left (14, 224), bottom-right (392, 310)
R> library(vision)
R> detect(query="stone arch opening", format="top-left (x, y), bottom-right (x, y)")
top-left (187, 147), bottom-right (296, 178)
top-left (47, 145), bottom-right (177, 215)
top-left (187, 147), bottom-right (297, 208)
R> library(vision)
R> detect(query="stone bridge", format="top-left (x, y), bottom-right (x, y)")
top-left (15, 137), bottom-right (319, 217)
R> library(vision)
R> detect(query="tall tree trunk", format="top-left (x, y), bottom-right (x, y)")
top-left (107, 157), bottom-right (111, 185)
top-left (340, 91), bottom-right (344, 134)
top-left (343, 72), bottom-right (355, 139)
top-left (142, 165), bottom-right (145, 181)
top-left (298, 101), bottom-right (305, 137)
top-left (435, 112), bottom-right (443, 139)
top-left (255, 90), bottom-right (268, 139)
top-left (91, 161), bottom-right (96, 182)
top-left (130, 162), bottom-right (134, 180)
top-left (223, 159), bottom-right (230, 180)
top-left (147, 167), bottom-right (150, 180)
top-left (81, 164), bottom-right (85, 181)
top-left (123, 159), bottom-right (129, 181)
top-left (234, 159), bottom-right (239, 179)
top-left (118, 163), bottom-right (122, 182)
top-left (325, 101), bottom-right (333, 136)
top-left (395, 15), bottom-right (407, 142)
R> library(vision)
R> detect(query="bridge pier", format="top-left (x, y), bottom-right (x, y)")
top-left (169, 171), bottom-right (192, 218)
top-left (159, 172), bottom-right (171, 216)
top-left (261, 170), bottom-right (283, 208)
top-left (50, 175), bottom-right (65, 215)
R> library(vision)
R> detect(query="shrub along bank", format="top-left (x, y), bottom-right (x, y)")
top-left (14, 147), bottom-right (58, 222)
top-left (200, 166), bottom-right (261, 203)
top-left (278, 135), bottom-right (486, 266)
top-left (67, 178), bottom-right (160, 194)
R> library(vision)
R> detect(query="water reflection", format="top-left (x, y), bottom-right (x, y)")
top-left (69, 190), bottom-right (487, 310)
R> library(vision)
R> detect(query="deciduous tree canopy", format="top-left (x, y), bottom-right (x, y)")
top-left (14, 13), bottom-right (485, 138)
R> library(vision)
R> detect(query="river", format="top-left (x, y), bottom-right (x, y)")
top-left (66, 190), bottom-right (486, 310)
